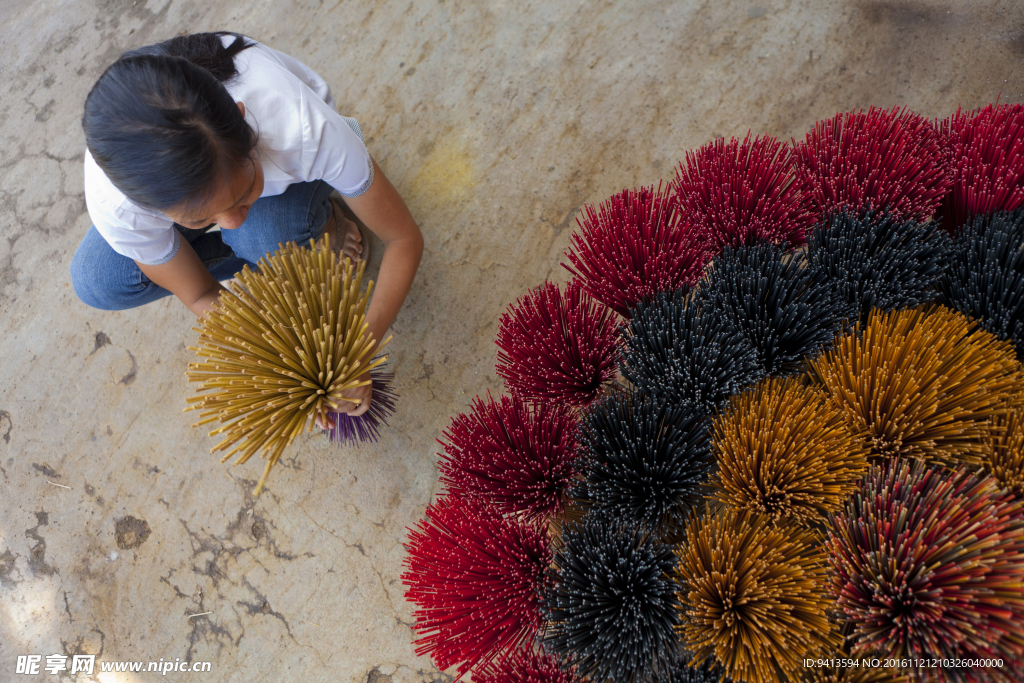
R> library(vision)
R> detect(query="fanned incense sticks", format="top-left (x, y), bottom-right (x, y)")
top-left (804, 210), bottom-right (952, 322)
top-left (939, 102), bottom-right (1024, 231)
top-left (437, 392), bottom-right (578, 519)
top-left (402, 495), bottom-right (552, 678)
top-left (711, 376), bottom-right (870, 524)
top-left (809, 305), bottom-right (1021, 465)
top-left (621, 289), bottom-right (763, 413)
top-left (793, 106), bottom-right (951, 223)
top-left (940, 209), bottom-right (1024, 358)
top-left (673, 132), bottom-right (815, 250)
top-left (826, 460), bottom-right (1024, 665)
top-left (695, 242), bottom-right (852, 376)
top-left (495, 280), bottom-right (619, 406)
top-left (475, 647), bottom-right (581, 683)
top-left (186, 237), bottom-right (389, 494)
top-left (571, 388), bottom-right (711, 538)
top-left (678, 509), bottom-right (838, 683)
top-left (562, 184), bottom-right (710, 317)
top-left (544, 521), bottom-right (681, 683)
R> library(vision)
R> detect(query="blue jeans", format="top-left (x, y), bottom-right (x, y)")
top-left (71, 180), bottom-right (336, 310)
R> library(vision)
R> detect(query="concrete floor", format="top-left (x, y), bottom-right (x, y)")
top-left (0, 0), bottom-right (1022, 681)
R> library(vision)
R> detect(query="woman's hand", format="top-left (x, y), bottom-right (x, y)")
top-left (315, 370), bottom-right (373, 430)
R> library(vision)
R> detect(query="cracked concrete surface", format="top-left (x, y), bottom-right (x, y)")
top-left (0, 0), bottom-right (1022, 681)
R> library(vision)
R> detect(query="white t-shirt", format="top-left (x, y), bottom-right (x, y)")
top-left (83, 36), bottom-right (373, 265)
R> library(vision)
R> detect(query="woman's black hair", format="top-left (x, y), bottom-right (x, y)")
top-left (82, 32), bottom-right (258, 213)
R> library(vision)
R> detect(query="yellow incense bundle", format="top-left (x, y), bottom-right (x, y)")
top-left (711, 376), bottom-right (870, 525)
top-left (185, 236), bottom-right (390, 494)
top-left (809, 305), bottom-right (1022, 466)
top-left (987, 396), bottom-right (1024, 496)
top-left (677, 508), bottom-right (838, 683)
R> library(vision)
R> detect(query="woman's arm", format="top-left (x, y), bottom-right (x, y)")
top-left (344, 157), bottom-right (424, 355)
top-left (317, 157), bottom-right (422, 422)
top-left (136, 239), bottom-right (227, 318)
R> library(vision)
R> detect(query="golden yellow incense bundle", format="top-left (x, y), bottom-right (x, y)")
top-left (988, 398), bottom-right (1024, 496)
top-left (185, 237), bottom-right (389, 495)
top-left (809, 305), bottom-right (1022, 466)
top-left (677, 508), bottom-right (838, 683)
top-left (711, 376), bottom-right (870, 524)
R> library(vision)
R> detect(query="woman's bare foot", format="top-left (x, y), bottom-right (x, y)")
top-left (320, 197), bottom-right (364, 263)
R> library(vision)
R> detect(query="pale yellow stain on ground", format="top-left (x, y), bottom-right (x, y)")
top-left (409, 137), bottom-right (476, 206)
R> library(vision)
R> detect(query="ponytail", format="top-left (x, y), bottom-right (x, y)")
top-left (123, 32), bottom-right (252, 82)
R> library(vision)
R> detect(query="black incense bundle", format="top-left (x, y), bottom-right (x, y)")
top-left (544, 521), bottom-right (681, 683)
top-left (940, 209), bottom-right (1024, 359)
top-left (804, 209), bottom-right (952, 323)
top-left (621, 289), bottom-right (763, 413)
top-left (572, 389), bottom-right (711, 538)
top-left (695, 242), bottom-right (853, 376)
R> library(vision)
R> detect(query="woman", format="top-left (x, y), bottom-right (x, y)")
top-left (72, 32), bottom-right (423, 422)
